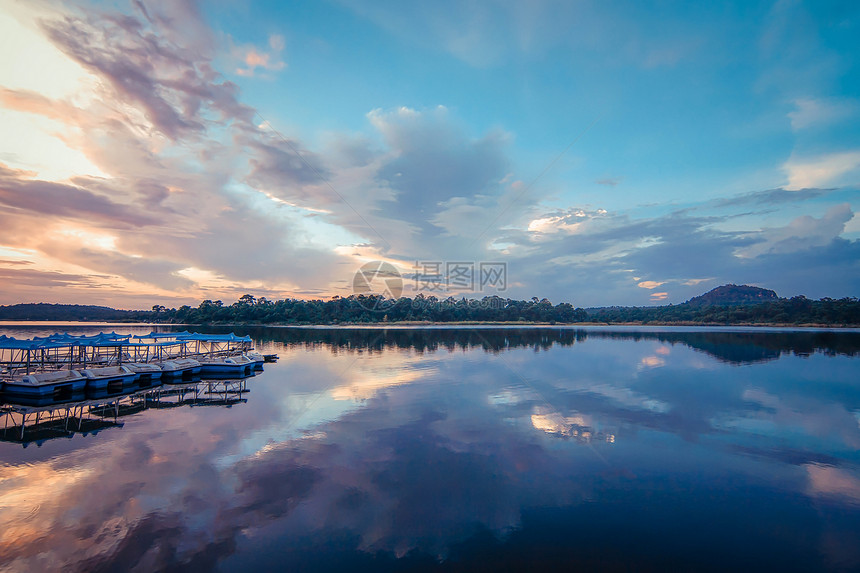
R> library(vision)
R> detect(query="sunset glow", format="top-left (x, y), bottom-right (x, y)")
top-left (0, 1), bottom-right (858, 308)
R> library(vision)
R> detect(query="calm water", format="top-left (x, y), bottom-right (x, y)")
top-left (1, 325), bottom-right (860, 572)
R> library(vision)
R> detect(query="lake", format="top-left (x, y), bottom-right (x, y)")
top-left (1, 325), bottom-right (860, 572)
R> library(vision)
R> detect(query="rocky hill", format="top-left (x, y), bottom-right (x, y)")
top-left (686, 284), bottom-right (779, 306)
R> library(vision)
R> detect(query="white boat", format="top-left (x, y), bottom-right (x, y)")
top-left (199, 354), bottom-right (255, 376)
top-left (157, 358), bottom-right (202, 378)
top-left (81, 366), bottom-right (138, 392)
top-left (245, 351), bottom-right (266, 369)
top-left (125, 362), bottom-right (163, 386)
top-left (3, 369), bottom-right (87, 398)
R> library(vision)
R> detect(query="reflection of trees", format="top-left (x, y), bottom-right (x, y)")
top-left (586, 330), bottom-right (860, 364)
top-left (201, 326), bottom-right (860, 365)
top-left (217, 327), bottom-right (589, 354)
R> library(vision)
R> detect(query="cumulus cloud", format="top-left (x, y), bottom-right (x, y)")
top-left (738, 203), bottom-right (854, 258)
top-left (369, 106), bottom-right (510, 223)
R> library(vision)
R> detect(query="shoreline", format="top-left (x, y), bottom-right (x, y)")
top-left (1, 320), bottom-right (858, 329)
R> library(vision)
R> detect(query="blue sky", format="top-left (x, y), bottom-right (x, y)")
top-left (0, 0), bottom-right (858, 307)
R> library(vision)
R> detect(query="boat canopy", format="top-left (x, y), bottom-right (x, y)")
top-left (41, 333), bottom-right (130, 346)
top-left (1, 331), bottom-right (249, 350)
top-left (0, 332), bottom-right (131, 350)
top-left (125, 340), bottom-right (187, 347)
top-left (133, 331), bottom-right (194, 340)
top-left (0, 336), bottom-right (69, 350)
top-left (173, 333), bottom-right (251, 342)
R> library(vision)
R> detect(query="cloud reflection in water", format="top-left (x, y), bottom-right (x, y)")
top-left (0, 327), bottom-right (859, 571)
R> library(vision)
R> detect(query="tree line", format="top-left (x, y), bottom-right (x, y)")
top-left (150, 294), bottom-right (588, 324)
top-left (587, 296), bottom-right (860, 326)
top-left (1, 294), bottom-right (858, 325)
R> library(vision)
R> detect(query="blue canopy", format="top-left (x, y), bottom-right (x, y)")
top-left (1, 332), bottom-right (131, 350)
top-left (0, 336), bottom-right (72, 350)
top-left (134, 331), bottom-right (194, 340)
top-left (1, 330), bottom-right (249, 350)
top-left (174, 333), bottom-right (251, 342)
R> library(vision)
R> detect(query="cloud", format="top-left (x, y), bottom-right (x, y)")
top-left (0, 4), bottom-right (354, 304)
top-left (42, 6), bottom-right (254, 140)
top-left (0, 163), bottom-right (159, 228)
top-left (2, 0), bottom-right (858, 308)
top-left (238, 105), bottom-right (522, 261)
top-left (784, 151), bottom-right (860, 190)
top-left (491, 197), bottom-right (860, 305)
top-left (0, 266), bottom-right (108, 290)
top-left (243, 135), bottom-right (332, 199)
top-left (38, 241), bottom-right (193, 291)
top-left (5, 0), bottom-right (438, 305)
top-left (0, 87), bottom-right (85, 123)
top-left (788, 98), bottom-right (857, 131)
top-left (234, 34), bottom-right (286, 77)
top-left (738, 203), bottom-right (854, 258)
top-left (713, 187), bottom-right (828, 209)
top-left (368, 106), bottom-right (510, 220)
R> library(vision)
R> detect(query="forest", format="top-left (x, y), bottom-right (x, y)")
top-left (1, 292), bottom-right (858, 326)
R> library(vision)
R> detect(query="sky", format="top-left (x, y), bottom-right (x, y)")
top-left (0, 0), bottom-right (858, 309)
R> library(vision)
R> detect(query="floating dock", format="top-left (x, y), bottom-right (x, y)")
top-left (0, 331), bottom-right (271, 401)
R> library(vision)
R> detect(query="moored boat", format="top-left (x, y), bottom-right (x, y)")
top-left (245, 351), bottom-right (266, 370)
top-left (198, 354), bottom-right (255, 376)
top-left (157, 358), bottom-right (202, 379)
top-left (2, 370), bottom-right (87, 399)
top-left (81, 366), bottom-right (138, 393)
top-left (125, 362), bottom-right (163, 382)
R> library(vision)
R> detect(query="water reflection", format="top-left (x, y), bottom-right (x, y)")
top-left (0, 326), bottom-right (858, 571)
top-left (213, 325), bottom-right (860, 364)
top-left (1, 377), bottom-right (255, 446)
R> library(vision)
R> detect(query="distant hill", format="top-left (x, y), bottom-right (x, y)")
top-left (686, 284), bottom-right (779, 306)
top-left (0, 303), bottom-right (135, 321)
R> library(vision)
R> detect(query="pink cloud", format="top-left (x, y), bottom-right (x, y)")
top-left (234, 34), bottom-right (286, 77)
